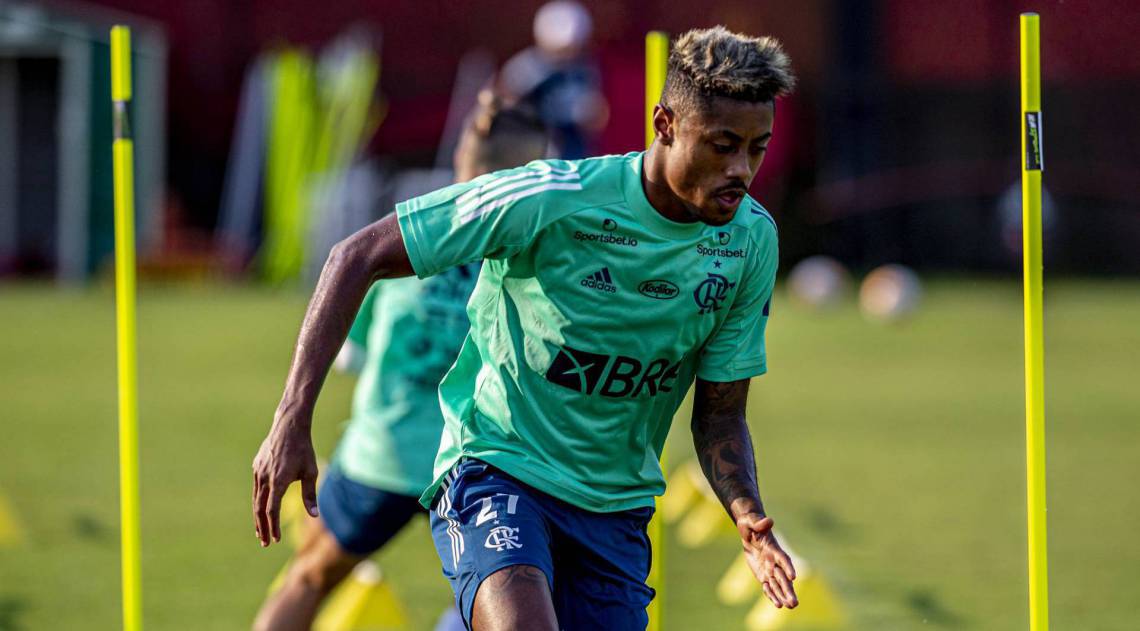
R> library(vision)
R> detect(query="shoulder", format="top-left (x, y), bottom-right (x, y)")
top-left (724, 196), bottom-right (778, 274)
top-left (732, 196), bottom-right (778, 246)
top-left (500, 154), bottom-right (628, 208)
top-left (538, 152), bottom-right (637, 181)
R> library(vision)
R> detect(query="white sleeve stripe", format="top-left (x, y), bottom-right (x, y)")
top-left (457, 171), bottom-right (581, 211)
top-left (459, 181), bottom-right (584, 224)
top-left (455, 161), bottom-right (577, 205)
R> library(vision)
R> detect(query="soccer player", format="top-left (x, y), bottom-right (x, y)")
top-left (251, 95), bottom-right (549, 631)
top-left (253, 26), bottom-right (799, 630)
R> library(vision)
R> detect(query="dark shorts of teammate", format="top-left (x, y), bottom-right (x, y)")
top-left (318, 463), bottom-right (425, 556)
top-left (429, 458), bottom-right (655, 630)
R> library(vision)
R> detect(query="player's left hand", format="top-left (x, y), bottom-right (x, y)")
top-left (737, 514), bottom-right (798, 609)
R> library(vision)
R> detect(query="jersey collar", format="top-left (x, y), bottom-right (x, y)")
top-left (624, 152), bottom-right (706, 240)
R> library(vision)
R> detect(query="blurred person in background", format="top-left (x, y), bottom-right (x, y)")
top-left (252, 93), bottom-right (548, 631)
top-left (497, 0), bottom-right (607, 159)
top-left (253, 26), bottom-right (799, 630)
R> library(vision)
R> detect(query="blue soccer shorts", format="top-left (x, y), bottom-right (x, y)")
top-left (318, 462), bottom-right (424, 556)
top-left (429, 459), bottom-right (655, 630)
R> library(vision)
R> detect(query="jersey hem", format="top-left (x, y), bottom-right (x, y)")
top-left (419, 452), bottom-right (660, 513)
top-left (334, 457), bottom-right (430, 498)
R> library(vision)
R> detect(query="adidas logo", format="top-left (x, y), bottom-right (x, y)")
top-left (580, 267), bottom-right (617, 294)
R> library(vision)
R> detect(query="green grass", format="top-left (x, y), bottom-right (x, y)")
top-left (1, 279), bottom-right (1138, 629)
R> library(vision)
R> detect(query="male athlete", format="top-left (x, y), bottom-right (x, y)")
top-left (253, 26), bottom-right (799, 629)
top-left (252, 95), bottom-right (548, 631)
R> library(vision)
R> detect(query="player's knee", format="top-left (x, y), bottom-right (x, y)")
top-left (291, 552), bottom-right (356, 595)
top-left (473, 565), bottom-right (557, 631)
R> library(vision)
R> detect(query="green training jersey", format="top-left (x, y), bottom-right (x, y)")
top-left (397, 152), bottom-right (778, 512)
top-left (334, 263), bottom-right (480, 495)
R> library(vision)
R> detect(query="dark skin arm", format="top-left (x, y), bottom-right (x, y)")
top-left (692, 377), bottom-right (798, 608)
top-left (252, 213), bottom-right (412, 547)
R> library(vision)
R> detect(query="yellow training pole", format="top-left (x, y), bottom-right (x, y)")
top-left (1019, 13), bottom-right (1049, 631)
top-left (645, 29), bottom-right (668, 631)
top-left (111, 25), bottom-right (143, 631)
top-left (645, 31), bottom-right (668, 148)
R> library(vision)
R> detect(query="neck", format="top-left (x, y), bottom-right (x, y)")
top-left (642, 143), bottom-right (697, 224)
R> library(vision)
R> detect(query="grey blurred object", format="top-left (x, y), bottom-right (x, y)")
top-left (0, 1), bottom-right (165, 280)
top-left (859, 264), bottom-right (922, 323)
top-left (333, 338), bottom-right (366, 374)
top-left (389, 168), bottom-right (455, 212)
top-left (787, 255), bottom-right (851, 311)
top-left (305, 160), bottom-right (385, 284)
top-left (997, 180), bottom-right (1059, 263)
top-left (310, 46), bottom-right (497, 281)
top-left (301, 163), bottom-right (453, 283)
top-left (497, 0), bottom-right (605, 159)
top-left (302, 26), bottom-right (382, 284)
top-left (434, 48), bottom-right (497, 170)
top-left (216, 56), bottom-right (269, 270)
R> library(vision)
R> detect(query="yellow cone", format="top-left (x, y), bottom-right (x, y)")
top-left (717, 553), bottom-right (759, 605)
top-left (0, 489), bottom-right (25, 546)
top-left (279, 485), bottom-right (310, 550)
top-left (717, 537), bottom-right (847, 630)
top-left (660, 461), bottom-right (702, 523)
top-left (280, 459), bottom-right (328, 550)
top-left (677, 496), bottom-right (737, 548)
top-left (746, 570), bottom-right (846, 630)
top-left (314, 560), bottom-right (409, 631)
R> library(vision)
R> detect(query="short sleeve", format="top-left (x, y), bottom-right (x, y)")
top-left (695, 224), bottom-right (779, 382)
top-left (396, 161), bottom-right (583, 278)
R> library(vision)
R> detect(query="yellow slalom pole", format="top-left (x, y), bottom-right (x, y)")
top-left (1019, 13), bottom-right (1049, 631)
top-left (111, 25), bottom-right (143, 631)
top-left (645, 31), bottom-right (669, 148)
top-left (645, 30), bottom-right (668, 631)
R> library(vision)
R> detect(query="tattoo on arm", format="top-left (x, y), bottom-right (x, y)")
top-left (691, 378), bottom-right (764, 519)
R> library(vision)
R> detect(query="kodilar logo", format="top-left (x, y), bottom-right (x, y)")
top-left (638, 279), bottom-right (679, 300)
top-left (718, 231), bottom-right (731, 245)
top-left (581, 267), bottom-right (617, 293)
top-left (602, 218), bottom-right (618, 231)
top-left (694, 272), bottom-right (736, 314)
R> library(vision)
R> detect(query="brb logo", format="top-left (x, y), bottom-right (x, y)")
top-left (484, 526), bottom-right (522, 551)
top-left (545, 345), bottom-right (682, 398)
top-left (694, 273), bottom-right (735, 314)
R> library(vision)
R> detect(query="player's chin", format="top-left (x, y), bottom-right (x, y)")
top-left (697, 200), bottom-right (739, 226)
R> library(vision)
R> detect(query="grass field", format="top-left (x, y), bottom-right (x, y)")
top-left (2, 279), bottom-right (1138, 630)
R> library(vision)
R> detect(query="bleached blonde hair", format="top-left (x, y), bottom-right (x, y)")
top-left (662, 26), bottom-right (795, 114)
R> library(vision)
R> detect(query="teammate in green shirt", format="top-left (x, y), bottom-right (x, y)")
top-left (253, 26), bottom-right (800, 629)
top-left (252, 94), bottom-right (548, 631)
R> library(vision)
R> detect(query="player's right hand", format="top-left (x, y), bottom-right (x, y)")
top-left (251, 421), bottom-right (319, 547)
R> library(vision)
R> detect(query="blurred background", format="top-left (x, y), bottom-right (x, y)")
top-left (1, 0), bottom-right (1138, 629)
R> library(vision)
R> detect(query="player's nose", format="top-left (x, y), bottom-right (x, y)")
top-left (724, 151), bottom-right (750, 180)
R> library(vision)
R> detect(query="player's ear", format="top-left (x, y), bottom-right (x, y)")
top-left (653, 104), bottom-right (675, 146)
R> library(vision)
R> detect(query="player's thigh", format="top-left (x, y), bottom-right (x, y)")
top-left (317, 462), bottom-right (424, 558)
top-left (552, 506), bottom-right (655, 631)
top-left (429, 459), bottom-right (557, 628)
